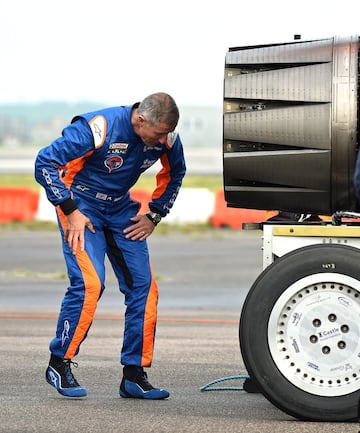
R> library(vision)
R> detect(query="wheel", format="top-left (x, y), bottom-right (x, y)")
top-left (240, 243), bottom-right (360, 421)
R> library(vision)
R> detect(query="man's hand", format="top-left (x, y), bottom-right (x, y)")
top-left (65, 209), bottom-right (95, 254)
top-left (123, 214), bottom-right (156, 241)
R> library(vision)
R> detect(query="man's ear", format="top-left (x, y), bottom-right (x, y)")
top-left (138, 114), bottom-right (146, 125)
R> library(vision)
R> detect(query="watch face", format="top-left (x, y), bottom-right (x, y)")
top-left (147, 212), bottom-right (161, 225)
top-left (150, 212), bottom-right (161, 224)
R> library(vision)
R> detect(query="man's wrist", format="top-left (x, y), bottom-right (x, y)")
top-left (59, 198), bottom-right (78, 215)
top-left (146, 211), bottom-right (162, 226)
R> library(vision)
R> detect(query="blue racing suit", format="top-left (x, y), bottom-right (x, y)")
top-left (34, 104), bottom-right (186, 367)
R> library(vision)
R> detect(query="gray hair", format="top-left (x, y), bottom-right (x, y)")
top-left (138, 92), bottom-right (179, 129)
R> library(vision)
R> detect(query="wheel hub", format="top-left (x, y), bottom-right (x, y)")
top-left (268, 273), bottom-right (360, 396)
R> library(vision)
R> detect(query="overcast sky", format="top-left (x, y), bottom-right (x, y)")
top-left (1, 0), bottom-right (359, 107)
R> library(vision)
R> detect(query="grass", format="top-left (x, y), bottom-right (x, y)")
top-left (0, 173), bottom-right (223, 192)
top-left (0, 174), bottom-right (39, 188)
top-left (135, 174), bottom-right (223, 193)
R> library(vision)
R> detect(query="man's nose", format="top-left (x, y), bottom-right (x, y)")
top-left (158, 134), bottom-right (168, 144)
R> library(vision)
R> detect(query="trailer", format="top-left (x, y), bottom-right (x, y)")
top-left (223, 35), bottom-right (360, 421)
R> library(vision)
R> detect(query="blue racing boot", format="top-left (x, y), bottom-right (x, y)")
top-left (119, 366), bottom-right (169, 399)
top-left (46, 354), bottom-right (87, 398)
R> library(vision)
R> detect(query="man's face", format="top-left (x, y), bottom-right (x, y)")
top-left (138, 116), bottom-right (175, 147)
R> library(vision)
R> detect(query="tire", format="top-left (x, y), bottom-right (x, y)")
top-left (240, 243), bottom-right (360, 421)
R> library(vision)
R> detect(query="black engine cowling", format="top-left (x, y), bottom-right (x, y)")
top-left (223, 35), bottom-right (359, 215)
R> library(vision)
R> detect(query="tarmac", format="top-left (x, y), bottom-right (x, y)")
top-left (0, 228), bottom-right (358, 433)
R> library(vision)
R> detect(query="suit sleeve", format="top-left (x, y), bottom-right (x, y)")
top-left (149, 136), bottom-right (186, 216)
top-left (34, 118), bottom-right (94, 207)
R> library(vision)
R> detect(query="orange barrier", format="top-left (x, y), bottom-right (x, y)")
top-left (0, 187), bottom-right (152, 224)
top-left (130, 188), bottom-right (151, 213)
top-left (0, 187), bottom-right (40, 223)
top-left (1, 186), bottom-right (281, 228)
top-left (209, 189), bottom-right (271, 229)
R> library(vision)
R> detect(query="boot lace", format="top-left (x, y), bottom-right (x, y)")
top-left (63, 360), bottom-right (80, 386)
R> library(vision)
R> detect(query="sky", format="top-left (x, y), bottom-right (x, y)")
top-left (1, 0), bottom-right (359, 107)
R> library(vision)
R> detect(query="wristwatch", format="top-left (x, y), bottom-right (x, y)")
top-left (146, 211), bottom-right (162, 226)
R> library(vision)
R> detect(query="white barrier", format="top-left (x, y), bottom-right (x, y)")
top-left (36, 188), bottom-right (215, 224)
top-left (36, 189), bottom-right (57, 222)
top-left (163, 188), bottom-right (215, 224)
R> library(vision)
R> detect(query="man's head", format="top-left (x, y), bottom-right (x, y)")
top-left (133, 92), bottom-right (179, 147)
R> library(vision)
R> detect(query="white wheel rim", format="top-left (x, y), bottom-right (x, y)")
top-left (268, 273), bottom-right (360, 396)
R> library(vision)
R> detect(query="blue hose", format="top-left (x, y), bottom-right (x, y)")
top-left (200, 375), bottom-right (250, 392)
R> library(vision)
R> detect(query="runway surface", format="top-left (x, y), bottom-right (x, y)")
top-left (0, 228), bottom-right (356, 432)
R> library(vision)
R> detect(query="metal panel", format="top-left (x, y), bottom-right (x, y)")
top-left (224, 63), bottom-right (332, 102)
top-left (223, 35), bottom-right (359, 215)
top-left (224, 105), bottom-right (331, 149)
top-left (331, 35), bottom-right (359, 211)
top-left (225, 188), bottom-right (329, 215)
top-left (225, 39), bottom-right (333, 65)
top-left (262, 224), bottom-right (360, 268)
top-left (224, 149), bottom-right (330, 189)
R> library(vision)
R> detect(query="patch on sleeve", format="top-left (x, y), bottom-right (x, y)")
top-left (166, 131), bottom-right (178, 149)
top-left (89, 115), bottom-right (107, 148)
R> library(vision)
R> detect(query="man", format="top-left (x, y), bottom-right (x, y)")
top-left (34, 92), bottom-right (186, 399)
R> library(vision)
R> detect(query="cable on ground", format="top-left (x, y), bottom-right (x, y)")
top-left (200, 374), bottom-right (250, 392)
